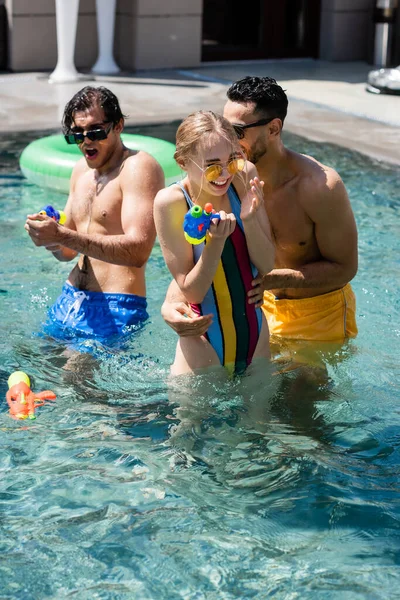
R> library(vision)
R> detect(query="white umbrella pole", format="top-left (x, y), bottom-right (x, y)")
top-left (49, 0), bottom-right (81, 83)
top-left (91, 0), bottom-right (120, 75)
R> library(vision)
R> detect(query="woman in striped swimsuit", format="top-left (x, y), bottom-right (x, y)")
top-left (154, 111), bottom-right (275, 376)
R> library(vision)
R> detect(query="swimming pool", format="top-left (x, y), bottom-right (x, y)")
top-left (0, 124), bottom-right (399, 599)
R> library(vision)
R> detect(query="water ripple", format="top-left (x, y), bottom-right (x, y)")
top-left (0, 130), bottom-right (399, 598)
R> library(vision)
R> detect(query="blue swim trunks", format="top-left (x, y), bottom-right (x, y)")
top-left (43, 282), bottom-right (148, 347)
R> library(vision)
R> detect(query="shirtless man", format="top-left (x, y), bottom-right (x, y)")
top-left (162, 76), bottom-right (358, 344)
top-left (25, 86), bottom-right (164, 346)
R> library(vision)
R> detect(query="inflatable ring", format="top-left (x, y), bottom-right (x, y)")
top-left (20, 133), bottom-right (182, 194)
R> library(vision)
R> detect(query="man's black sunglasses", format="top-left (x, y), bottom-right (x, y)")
top-left (64, 122), bottom-right (113, 145)
top-left (232, 117), bottom-right (275, 140)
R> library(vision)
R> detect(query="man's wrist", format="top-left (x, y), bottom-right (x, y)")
top-left (57, 227), bottom-right (81, 253)
top-left (56, 226), bottom-right (70, 246)
top-left (260, 270), bottom-right (280, 290)
top-left (160, 300), bottom-right (169, 317)
top-left (262, 269), bottom-right (301, 290)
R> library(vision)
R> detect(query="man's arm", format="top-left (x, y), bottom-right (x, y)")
top-left (253, 171), bottom-right (358, 292)
top-left (25, 153), bottom-right (164, 267)
top-left (25, 160), bottom-right (80, 262)
top-left (56, 153), bottom-right (163, 266)
top-left (45, 191), bottom-right (79, 262)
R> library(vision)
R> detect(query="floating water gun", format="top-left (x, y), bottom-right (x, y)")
top-left (183, 203), bottom-right (220, 245)
top-left (6, 371), bottom-right (56, 420)
top-left (38, 205), bottom-right (66, 225)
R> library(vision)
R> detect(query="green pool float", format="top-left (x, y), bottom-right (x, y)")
top-left (20, 133), bottom-right (181, 194)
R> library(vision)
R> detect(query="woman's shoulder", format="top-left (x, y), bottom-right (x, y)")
top-left (155, 182), bottom-right (187, 208)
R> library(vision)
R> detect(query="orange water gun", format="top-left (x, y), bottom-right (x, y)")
top-left (6, 371), bottom-right (56, 420)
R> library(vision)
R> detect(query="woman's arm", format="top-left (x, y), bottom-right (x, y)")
top-left (154, 186), bottom-right (236, 304)
top-left (238, 167), bottom-right (275, 276)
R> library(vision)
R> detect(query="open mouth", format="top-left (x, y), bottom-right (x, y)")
top-left (84, 148), bottom-right (99, 160)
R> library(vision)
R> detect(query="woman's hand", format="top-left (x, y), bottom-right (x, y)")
top-left (241, 177), bottom-right (265, 222)
top-left (208, 210), bottom-right (236, 241)
top-left (161, 300), bottom-right (212, 337)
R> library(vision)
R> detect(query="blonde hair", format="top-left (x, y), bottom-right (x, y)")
top-left (174, 110), bottom-right (241, 166)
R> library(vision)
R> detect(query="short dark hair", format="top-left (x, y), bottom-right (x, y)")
top-left (62, 86), bottom-right (126, 133)
top-left (227, 76), bottom-right (288, 124)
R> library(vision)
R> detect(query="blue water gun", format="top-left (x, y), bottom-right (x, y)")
top-left (38, 205), bottom-right (66, 225)
top-left (183, 202), bottom-right (220, 245)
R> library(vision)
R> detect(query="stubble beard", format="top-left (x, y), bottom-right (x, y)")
top-left (249, 140), bottom-right (267, 165)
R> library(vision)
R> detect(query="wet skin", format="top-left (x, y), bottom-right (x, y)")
top-left (25, 104), bottom-right (165, 296)
top-left (154, 136), bottom-right (274, 374)
top-left (223, 99), bottom-right (358, 301)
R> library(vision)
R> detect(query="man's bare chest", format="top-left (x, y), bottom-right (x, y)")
top-left (265, 193), bottom-right (318, 265)
top-left (73, 179), bottom-right (123, 233)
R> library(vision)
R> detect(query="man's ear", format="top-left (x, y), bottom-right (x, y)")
top-left (114, 118), bottom-right (124, 134)
top-left (269, 118), bottom-right (282, 138)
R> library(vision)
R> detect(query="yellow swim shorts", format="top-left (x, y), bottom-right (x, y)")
top-left (262, 283), bottom-right (358, 342)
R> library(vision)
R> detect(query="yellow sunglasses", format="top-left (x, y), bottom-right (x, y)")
top-left (191, 157), bottom-right (246, 182)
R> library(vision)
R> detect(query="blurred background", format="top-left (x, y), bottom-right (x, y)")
top-left (0, 0), bottom-right (399, 74)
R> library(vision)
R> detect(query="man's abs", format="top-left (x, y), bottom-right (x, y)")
top-left (68, 255), bottom-right (146, 295)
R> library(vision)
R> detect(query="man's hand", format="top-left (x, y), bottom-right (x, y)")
top-left (25, 213), bottom-right (62, 248)
top-left (161, 301), bottom-right (212, 337)
top-left (248, 274), bottom-right (265, 307)
top-left (248, 271), bottom-right (289, 305)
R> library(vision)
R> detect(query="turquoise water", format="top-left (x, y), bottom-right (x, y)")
top-left (0, 125), bottom-right (399, 599)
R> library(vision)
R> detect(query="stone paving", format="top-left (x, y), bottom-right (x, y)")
top-left (0, 59), bottom-right (399, 165)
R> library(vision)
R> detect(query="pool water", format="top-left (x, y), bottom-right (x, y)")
top-left (0, 124), bottom-right (399, 599)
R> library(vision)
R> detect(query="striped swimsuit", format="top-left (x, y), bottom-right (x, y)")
top-left (177, 182), bottom-right (263, 374)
